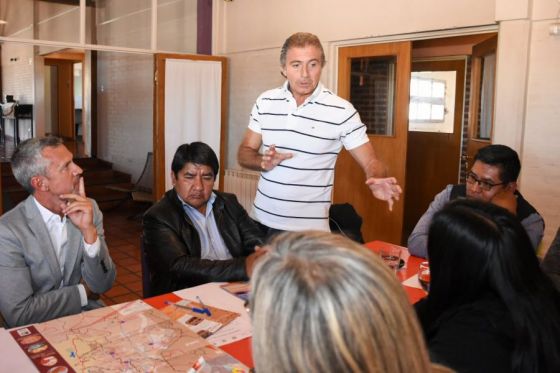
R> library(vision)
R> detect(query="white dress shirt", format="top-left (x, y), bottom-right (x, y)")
top-left (33, 197), bottom-right (100, 307)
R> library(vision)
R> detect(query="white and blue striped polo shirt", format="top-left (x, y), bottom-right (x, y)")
top-left (248, 81), bottom-right (369, 231)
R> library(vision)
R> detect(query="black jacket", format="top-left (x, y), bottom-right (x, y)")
top-left (142, 189), bottom-right (264, 296)
top-left (542, 228), bottom-right (560, 292)
top-left (415, 295), bottom-right (514, 373)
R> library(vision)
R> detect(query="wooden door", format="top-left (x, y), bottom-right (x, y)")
top-left (153, 53), bottom-right (228, 200)
top-left (45, 59), bottom-right (75, 139)
top-left (333, 42), bottom-right (411, 244)
top-left (466, 35), bottom-right (497, 169)
top-left (403, 59), bottom-right (466, 241)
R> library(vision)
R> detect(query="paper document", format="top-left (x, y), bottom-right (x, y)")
top-left (175, 282), bottom-right (252, 347)
top-left (402, 273), bottom-right (423, 289)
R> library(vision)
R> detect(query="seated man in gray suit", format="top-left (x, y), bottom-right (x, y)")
top-left (408, 144), bottom-right (544, 258)
top-left (0, 136), bottom-right (116, 327)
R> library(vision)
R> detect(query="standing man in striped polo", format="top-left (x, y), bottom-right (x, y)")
top-left (238, 32), bottom-right (402, 236)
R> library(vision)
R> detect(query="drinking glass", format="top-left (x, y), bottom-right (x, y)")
top-left (418, 261), bottom-right (431, 292)
top-left (380, 246), bottom-right (401, 273)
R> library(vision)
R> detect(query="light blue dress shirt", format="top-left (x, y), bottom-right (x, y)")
top-left (179, 192), bottom-right (232, 260)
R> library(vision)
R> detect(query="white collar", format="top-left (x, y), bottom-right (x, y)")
top-left (282, 81), bottom-right (324, 105)
top-left (32, 196), bottom-right (65, 224)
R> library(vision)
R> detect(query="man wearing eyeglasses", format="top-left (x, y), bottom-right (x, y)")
top-left (408, 144), bottom-right (544, 258)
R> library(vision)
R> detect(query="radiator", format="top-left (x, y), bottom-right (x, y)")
top-left (224, 169), bottom-right (260, 213)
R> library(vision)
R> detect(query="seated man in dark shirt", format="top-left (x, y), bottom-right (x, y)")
top-left (408, 144), bottom-right (544, 258)
top-left (143, 142), bottom-right (266, 296)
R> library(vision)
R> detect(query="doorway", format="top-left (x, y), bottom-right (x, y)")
top-left (333, 32), bottom-right (498, 245)
top-left (43, 50), bottom-right (85, 157)
top-left (402, 58), bottom-right (466, 240)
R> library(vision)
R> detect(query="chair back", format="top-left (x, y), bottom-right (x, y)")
top-left (140, 235), bottom-right (153, 298)
top-left (329, 203), bottom-right (365, 243)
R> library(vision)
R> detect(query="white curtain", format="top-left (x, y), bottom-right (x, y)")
top-left (479, 53), bottom-right (495, 140)
top-left (164, 59), bottom-right (222, 190)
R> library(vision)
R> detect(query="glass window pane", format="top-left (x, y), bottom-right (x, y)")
top-left (92, 0), bottom-right (152, 49)
top-left (1, 1), bottom-right (80, 44)
top-left (409, 102), bottom-right (418, 120)
top-left (409, 70), bottom-right (456, 133)
top-left (410, 78), bottom-right (418, 96)
top-left (349, 56), bottom-right (396, 136)
top-left (1, 1), bottom-right (32, 39)
top-left (418, 103), bottom-right (431, 120)
top-left (432, 81), bottom-right (445, 98)
top-left (431, 104), bottom-right (445, 120)
top-left (418, 79), bottom-right (431, 97)
top-left (157, 0), bottom-right (197, 53)
top-left (36, 0), bottom-right (80, 43)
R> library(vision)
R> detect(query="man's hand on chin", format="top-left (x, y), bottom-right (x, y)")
top-left (60, 177), bottom-right (97, 243)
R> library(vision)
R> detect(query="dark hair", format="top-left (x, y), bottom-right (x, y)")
top-left (11, 136), bottom-right (63, 193)
top-left (280, 32), bottom-right (326, 68)
top-left (474, 144), bottom-right (521, 183)
top-left (171, 142), bottom-right (219, 178)
top-left (426, 199), bottom-right (560, 372)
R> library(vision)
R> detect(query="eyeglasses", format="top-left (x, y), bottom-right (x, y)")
top-left (466, 172), bottom-right (505, 191)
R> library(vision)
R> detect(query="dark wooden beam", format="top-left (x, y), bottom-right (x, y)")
top-left (39, 0), bottom-right (94, 7)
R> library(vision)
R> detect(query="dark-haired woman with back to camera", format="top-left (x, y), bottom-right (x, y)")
top-left (415, 199), bottom-right (560, 373)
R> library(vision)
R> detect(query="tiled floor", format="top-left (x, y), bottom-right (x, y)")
top-left (100, 202), bottom-right (146, 305)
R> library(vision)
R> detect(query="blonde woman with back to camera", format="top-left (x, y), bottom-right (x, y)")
top-left (249, 231), bottom-right (450, 373)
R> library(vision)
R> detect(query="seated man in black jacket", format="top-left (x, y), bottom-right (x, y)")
top-left (143, 142), bottom-right (266, 296)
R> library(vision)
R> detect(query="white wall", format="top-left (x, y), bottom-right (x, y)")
top-left (520, 6), bottom-right (560, 249)
top-left (96, 52), bottom-right (153, 183)
top-left (216, 0), bottom-right (560, 248)
top-left (216, 0), bottom-right (496, 170)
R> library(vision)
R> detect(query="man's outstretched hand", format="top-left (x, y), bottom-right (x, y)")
top-left (365, 177), bottom-right (402, 211)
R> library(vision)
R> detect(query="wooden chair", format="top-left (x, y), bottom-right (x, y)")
top-left (107, 152), bottom-right (154, 217)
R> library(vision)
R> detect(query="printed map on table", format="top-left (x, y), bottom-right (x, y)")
top-left (33, 300), bottom-right (248, 372)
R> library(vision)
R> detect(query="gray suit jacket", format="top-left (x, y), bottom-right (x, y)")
top-left (0, 195), bottom-right (116, 327)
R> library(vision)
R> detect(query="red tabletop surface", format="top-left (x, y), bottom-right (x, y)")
top-left (144, 240), bottom-right (426, 369)
top-left (364, 240), bottom-right (427, 304)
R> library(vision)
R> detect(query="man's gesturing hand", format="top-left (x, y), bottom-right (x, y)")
top-left (365, 177), bottom-right (402, 211)
top-left (60, 177), bottom-right (97, 244)
top-left (261, 144), bottom-right (293, 171)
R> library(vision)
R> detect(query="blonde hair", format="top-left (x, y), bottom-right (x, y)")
top-left (250, 231), bottom-right (434, 373)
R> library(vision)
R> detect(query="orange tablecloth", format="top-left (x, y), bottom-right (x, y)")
top-left (364, 240), bottom-right (427, 304)
top-left (144, 240), bottom-right (426, 369)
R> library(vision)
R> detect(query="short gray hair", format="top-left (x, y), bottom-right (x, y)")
top-left (250, 231), bottom-right (433, 373)
top-left (280, 32), bottom-right (326, 68)
top-left (11, 136), bottom-right (63, 193)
